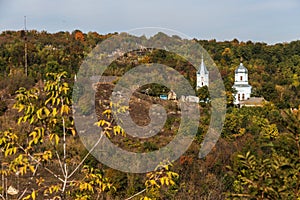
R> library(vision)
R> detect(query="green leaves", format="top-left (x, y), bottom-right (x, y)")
top-left (228, 144), bottom-right (299, 199)
top-left (261, 123), bottom-right (279, 140)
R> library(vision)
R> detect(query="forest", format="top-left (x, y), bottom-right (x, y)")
top-left (0, 30), bottom-right (299, 199)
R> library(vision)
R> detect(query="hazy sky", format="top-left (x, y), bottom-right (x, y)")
top-left (1, 0), bottom-right (300, 44)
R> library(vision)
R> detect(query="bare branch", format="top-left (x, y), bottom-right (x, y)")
top-left (125, 188), bottom-right (146, 200)
top-left (67, 132), bottom-right (105, 179)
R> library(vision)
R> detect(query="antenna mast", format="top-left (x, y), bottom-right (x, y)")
top-left (24, 16), bottom-right (28, 76)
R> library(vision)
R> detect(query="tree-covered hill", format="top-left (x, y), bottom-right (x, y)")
top-left (0, 30), bottom-right (299, 199)
top-left (0, 30), bottom-right (299, 108)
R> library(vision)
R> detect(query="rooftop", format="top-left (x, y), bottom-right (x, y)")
top-left (197, 57), bottom-right (209, 74)
top-left (235, 62), bottom-right (248, 74)
top-left (240, 97), bottom-right (266, 106)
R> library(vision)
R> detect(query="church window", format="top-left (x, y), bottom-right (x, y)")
top-left (242, 93), bottom-right (245, 100)
top-left (240, 76), bottom-right (243, 81)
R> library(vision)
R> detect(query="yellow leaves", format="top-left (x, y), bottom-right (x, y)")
top-left (95, 119), bottom-right (111, 127)
top-left (29, 127), bottom-right (43, 138)
top-left (166, 171), bottom-right (179, 179)
top-left (222, 47), bottom-right (232, 56)
top-left (44, 184), bottom-right (61, 196)
top-left (55, 134), bottom-right (59, 145)
top-left (144, 161), bottom-right (179, 199)
top-left (4, 146), bottom-right (17, 157)
top-left (44, 94), bottom-right (53, 106)
top-left (51, 118), bottom-right (57, 124)
top-left (17, 117), bottom-right (23, 124)
top-left (160, 177), bottom-right (168, 186)
top-left (19, 166), bottom-right (28, 175)
top-left (73, 165), bottom-right (115, 197)
top-left (70, 128), bottom-right (76, 136)
top-left (239, 128), bottom-right (246, 136)
top-left (25, 104), bottom-right (35, 115)
top-left (15, 103), bottom-right (25, 112)
top-left (113, 125), bottom-right (125, 136)
top-left (45, 93), bottom-right (61, 106)
top-left (0, 130), bottom-right (18, 146)
top-left (29, 165), bottom-right (35, 173)
top-left (42, 151), bottom-right (52, 161)
top-left (0, 131), bottom-right (19, 158)
top-left (60, 104), bottom-right (70, 115)
top-left (50, 134), bottom-right (60, 145)
top-left (13, 88), bottom-right (39, 122)
top-left (29, 127), bottom-right (45, 147)
top-left (261, 123), bottom-right (279, 140)
top-left (101, 182), bottom-right (114, 192)
top-left (60, 82), bottom-right (70, 94)
top-left (23, 194), bottom-right (31, 200)
top-left (104, 130), bottom-right (111, 137)
top-left (145, 174), bottom-right (176, 188)
top-left (292, 73), bottom-right (299, 87)
top-left (44, 72), bottom-right (71, 110)
top-left (52, 107), bottom-right (58, 117)
top-left (55, 97), bottom-right (60, 106)
top-left (16, 104), bottom-right (36, 124)
top-left (29, 116), bottom-right (35, 124)
top-left (44, 107), bottom-right (50, 116)
top-left (95, 106), bottom-right (126, 138)
top-left (102, 109), bottom-right (111, 119)
top-left (145, 179), bottom-right (160, 188)
top-left (95, 119), bottom-right (115, 138)
top-left (36, 177), bottom-right (45, 187)
top-left (8, 154), bottom-right (36, 177)
top-left (140, 197), bottom-right (153, 200)
top-left (31, 190), bottom-right (36, 200)
top-left (36, 107), bottom-right (50, 120)
top-left (79, 182), bottom-right (94, 192)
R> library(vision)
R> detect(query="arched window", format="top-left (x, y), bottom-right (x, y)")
top-left (238, 94), bottom-right (240, 101)
top-left (240, 76), bottom-right (243, 81)
top-left (242, 93), bottom-right (245, 100)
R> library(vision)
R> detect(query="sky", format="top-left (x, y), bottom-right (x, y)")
top-left (0, 0), bottom-right (300, 44)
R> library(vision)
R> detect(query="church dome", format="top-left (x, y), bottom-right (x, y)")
top-left (235, 63), bottom-right (248, 74)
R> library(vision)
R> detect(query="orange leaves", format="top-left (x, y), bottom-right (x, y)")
top-left (75, 31), bottom-right (85, 42)
top-left (179, 155), bottom-right (193, 165)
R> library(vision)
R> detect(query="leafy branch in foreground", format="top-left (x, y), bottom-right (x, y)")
top-left (0, 72), bottom-right (119, 199)
top-left (226, 109), bottom-right (300, 199)
top-left (125, 161), bottom-right (179, 200)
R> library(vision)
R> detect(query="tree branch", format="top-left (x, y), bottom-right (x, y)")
top-left (67, 132), bottom-right (105, 179)
top-left (125, 188), bottom-right (146, 200)
top-left (17, 144), bottom-right (64, 182)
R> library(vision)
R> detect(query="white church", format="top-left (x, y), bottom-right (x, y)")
top-left (197, 58), bottom-right (256, 105)
top-left (196, 56), bottom-right (209, 89)
top-left (232, 62), bottom-right (252, 104)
